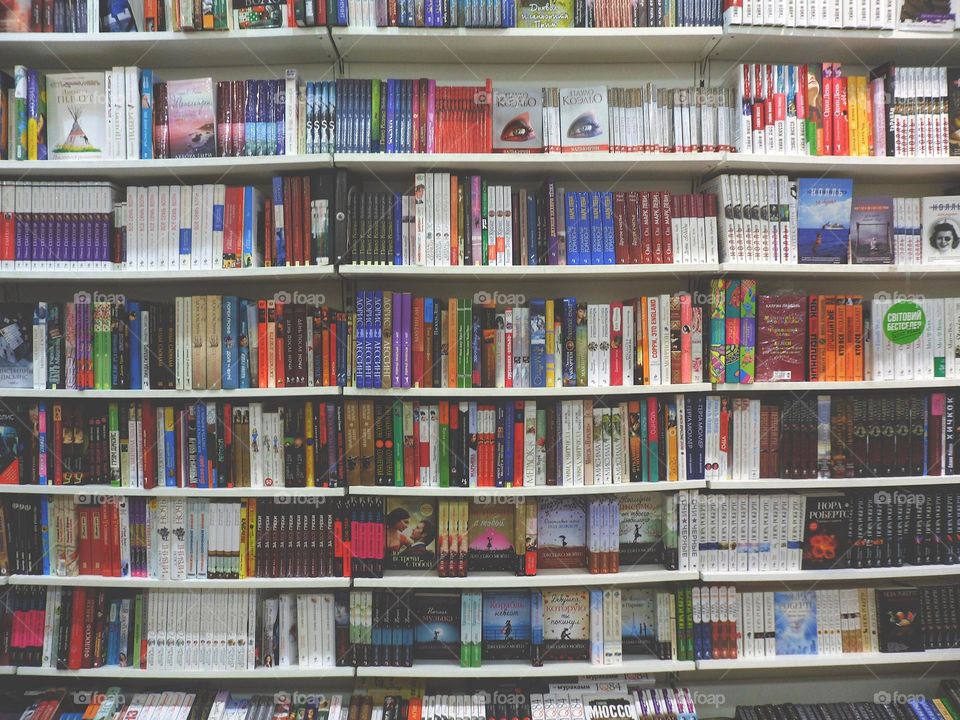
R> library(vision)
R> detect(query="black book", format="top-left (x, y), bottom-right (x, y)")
top-left (802, 495), bottom-right (849, 570)
top-left (412, 592), bottom-right (460, 662)
top-left (876, 588), bottom-right (923, 653)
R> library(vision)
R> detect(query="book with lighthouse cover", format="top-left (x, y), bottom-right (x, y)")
top-left (47, 73), bottom-right (107, 160)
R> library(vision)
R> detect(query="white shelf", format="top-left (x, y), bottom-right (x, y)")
top-left (341, 264), bottom-right (721, 280)
top-left (710, 476), bottom-right (960, 489)
top-left (0, 386), bottom-right (340, 399)
top-left (333, 152), bottom-right (725, 179)
top-left (344, 383), bottom-right (711, 398)
top-left (0, 484), bottom-right (344, 497)
top-left (713, 379), bottom-right (960, 393)
top-left (0, 28), bottom-right (334, 69)
top-left (7, 575), bottom-right (350, 589)
top-left (349, 480), bottom-right (705, 495)
top-left (719, 263), bottom-right (960, 277)
top-left (330, 26), bottom-right (721, 64)
top-left (356, 658), bottom-right (692, 678)
top-left (0, 266), bottom-right (338, 284)
top-left (0, 667), bottom-right (15, 675)
top-left (355, 567), bottom-right (695, 589)
top-left (696, 650), bottom-right (960, 671)
top-left (0, 154), bottom-right (333, 181)
top-left (700, 565), bottom-right (960, 583)
top-left (724, 154), bottom-right (960, 182)
top-left (16, 666), bottom-right (355, 679)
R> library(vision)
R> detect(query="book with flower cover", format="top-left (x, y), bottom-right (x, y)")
top-left (166, 78), bottom-right (216, 159)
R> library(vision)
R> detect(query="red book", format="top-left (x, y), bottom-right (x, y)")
top-left (0, 207), bottom-right (14, 265)
top-left (52, 404), bottom-right (63, 485)
top-left (680, 293), bottom-right (693, 383)
top-left (110, 501), bottom-right (122, 575)
top-left (612, 192), bottom-right (629, 264)
top-left (626, 192), bottom-right (643, 264)
top-left (256, 300), bottom-right (268, 388)
top-left (411, 298), bottom-right (424, 387)
top-left (661, 192), bottom-right (674, 264)
top-left (66, 588), bottom-right (86, 669)
top-left (141, 401), bottom-right (156, 489)
top-left (837, 73), bottom-right (849, 156)
top-left (929, 393), bottom-right (945, 475)
top-left (822, 63), bottom-right (834, 155)
top-left (301, 176), bottom-right (313, 265)
top-left (80, 592), bottom-right (95, 668)
top-left (263, 199), bottom-right (274, 266)
top-left (281, 177), bottom-right (294, 266)
top-left (807, 295), bottom-right (820, 381)
top-left (90, 505), bottom-right (104, 576)
top-left (275, 302), bottom-right (286, 388)
top-left (639, 192), bottom-right (654, 264)
top-left (512, 401), bottom-right (523, 486)
top-left (610, 302), bottom-right (623, 386)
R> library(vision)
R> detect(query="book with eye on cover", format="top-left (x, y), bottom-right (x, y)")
top-left (558, 87), bottom-right (609, 153)
top-left (491, 85), bottom-right (544, 154)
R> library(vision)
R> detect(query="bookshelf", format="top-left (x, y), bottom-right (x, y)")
top-left (347, 480), bottom-right (708, 495)
top-left (0, 485), bottom-right (346, 497)
top-left (354, 567), bottom-right (698, 588)
top-left (353, 659), bottom-right (697, 678)
top-left (7, 575), bottom-right (353, 588)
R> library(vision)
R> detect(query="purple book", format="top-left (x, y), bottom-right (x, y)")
top-left (355, 291), bottom-right (366, 388)
top-left (274, 79), bottom-right (285, 156)
top-left (471, 176), bottom-right (481, 265)
top-left (326, 403), bottom-right (338, 486)
top-left (392, 291), bottom-right (402, 388)
top-left (401, 292), bottom-right (412, 388)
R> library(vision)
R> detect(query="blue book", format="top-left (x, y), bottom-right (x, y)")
top-left (355, 291), bottom-right (366, 388)
top-left (196, 402), bottom-right (208, 488)
top-left (364, 291), bottom-right (375, 388)
top-left (495, 403), bottom-right (506, 487)
top-left (575, 192), bottom-right (590, 265)
top-left (334, 80), bottom-right (344, 152)
top-left (589, 192), bottom-right (603, 265)
top-left (38, 496), bottom-right (50, 572)
top-left (139, 70), bottom-right (153, 159)
top-left (271, 177), bottom-right (285, 266)
top-left (243, 80), bottom-right (257, 156)
top-left (241, 186), bottom-right (259, 268)
top-left (305, 82), bottom-right (315, 154)
top-left (526, 195), bottom-right (538, 265)
top-left (337, 313), bottom-right (348, 386)
top-left (128, 301), bottom-right (141, 390)
top-left (796, 177), bottom-right (853, 264)
top-left (694, 397), bottom-right (706, 480)
top-left (565, 192), bottom-right (580, 265)
top-left (238, 300), bottom-right (251, 389)
top-left (363, 80), bottom-right (373, 153)
top-left (337, 0), bottom-right (348, 25)
top-left (118, 597), bottom-right (131, 660)
top-left (601, 192), bottom-right (615, 264)
top-left (385, 80), bottom-right (396, 154)
top-left (404, 80), bottom-right (413, 153)
top-left (773, 591), bottom-right (817, 655)
top-left (212, 192), bottom-right (225, 264)
top-left (106, 600), bottom-right (119, 665)
top-left (261, 79), bottom-right (273, 155)
top-left (221, 296), bottom-right (239, 390)
top-left (393, 192), bottom-right (403, 264)
top-left (164, 413), bottom-right (176, 486)
top-left (529, 299), bottom-right (546, 387)
top-left (503, 402), bottom-right (515, 486)
top-left (471, 310), bottom-right (481, 388)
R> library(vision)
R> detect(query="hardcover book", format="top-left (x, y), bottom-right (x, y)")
top-left (467, 501), bottom-right (517, 572)
top-left (541, 589), bottom-right (589, 661)
top-left (876, 588), bottom-right (923, 652)
top-left (165, 78), bottom-right (217, 159)
top-left (482, 591), bottom-right (531, 660)
top-left (537, 497), bottom-right (586, 569)
top-left (774, 591), bottom-right (818, 655)
top-left (413, 592), bottom-right (460, 661)
top-left (850, 196), bottom-right (895, 264)
top-left (385, 499), bottom-right (437, 571)
top-left (46, 73), bottom-right (108, 160)
top-left (517, 0), bottom-right (573, 26)
top-left (797, 178), bottom-right (853, 264)
top-left (491, 85), bottom-right (544, 153)
top-left (0, 304), bottom-right (33, 388)
top-left (756, 294), bottom-right (807, 382)
top-left (618, 496), bottom-right (662, 566)
top-left (801, 496), bottom-right (849, 570)
top-left (620, 588), bottom-right (658, 656)
top-left (558, 87), bottom-right (609, 153)
top-left (921, 196), bottom-right (960, 263)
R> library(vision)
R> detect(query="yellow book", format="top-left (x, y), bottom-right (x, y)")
top-left (666, 404), bottom-right (678, 481)
top-left (848, 78), bottom-right (859, 158)
top-left (247, 498), bottom-right (257, 577)
top-left (304, 401), bottom-right (315, 487)
top-left (640, 298), bottom-right (650, 386)
top-left (545, 300), bottom-right (555, 387)
top-left (239, 501), bottom-right (248, 578)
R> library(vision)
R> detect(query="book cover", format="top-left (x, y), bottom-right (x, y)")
top-left (801, 496), bottom-right (849, 570)
top-left (0, 408), bottom-right (26, 484)
top-left (558, 87), bottom-right (609, 153)
top-left (166, 78), bottom-right (216, 159)
top-left (850, 196), bottom-right (894, 264)
top-left (756, 294), bottom-right (807, 382)
top-left (582, 694), bottom-right (639, 720)
top-left (537, 497), bottom-right (586, 569)
top-left (413, 592), bottom-right (460, 661)
top-left (541, 589), bottom-right (589, 661)
top-left (620, 588), bottom-right (658, 656)
top-left (491, 85), bottom-right (544, 153)
top-left (517, 0), bottom-right (573, 28)
top-left (482, 591), bottom-right (531, 660)
top-left (0, 304), bottom-right (33, 388)
top-left (877, 588), bottom-right (923, 652)
top-left (898, 0), bottom-right (957, 30)
top-left (773, 591), bottom-right (818, 655)
top-left (618, 496), bottom-right (662, 566)
top-left (46, 73), bottom-right (107, 160)
top-left (950, 69), bottom-right (960, 157)
top-left (0, 0), bottom-right (30, 30)
top-left (921, 196), bottom-right (960, 263)
top-left (797, 178), bottom-right (853, 264)
top-left (467, 500), bottom-right (517, 572)
top-left (384, 498), bottom-right (437, 571)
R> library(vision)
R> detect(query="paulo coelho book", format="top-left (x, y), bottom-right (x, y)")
top-left (559, 86), bottom-right (608, 153)
top-left (797, 177), bottom-right (853, 264)
top-left (491, 85), bottom-right (544, 153)
top-left (166, 78), bottom-right (216, 158)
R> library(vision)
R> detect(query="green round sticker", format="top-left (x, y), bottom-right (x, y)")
top-left (883, 301), bottom-right (926, 345)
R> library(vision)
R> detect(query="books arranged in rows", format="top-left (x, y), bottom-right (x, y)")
top-left (341, 0), bottom-right (514, 26)
top-left (352, 292), bottom-right (704, 389)
top-left (0, 0), bottom-right (93, 31)
top-left (344, 176), bottom-right (718, 266)
top-left (4, 585), bottom-right (343, 670)
top-left (0, 399), bottom-right (348, 488)
top-left (1, 294), bottom-right (349, 390)
top-left (3, 496), bottom-right (380, 578)
top-left (704, 175), bottom-right (959, 266)
top-left (734, 63), bottom-right (960, 158)
top-left (724, 0), bottom-right (956, 32)
top-left (348, 397), bottom-right (708, 487)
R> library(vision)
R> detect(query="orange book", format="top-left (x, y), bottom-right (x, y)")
top-left (851, 297), bottom-right (864, 381)
top-left (820, 296), bottom-right (833, 382)
top-left (640, 297), bottom-right (650, 385)
top-left (835, 297), bottom-right (847, 382)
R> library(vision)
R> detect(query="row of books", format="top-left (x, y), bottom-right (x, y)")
top-left (734, 63), bottom-right (960, 158)
top-left (724, 0), bottom-right (955, 32)
top-left (344, 178), bottom-right (719, 267)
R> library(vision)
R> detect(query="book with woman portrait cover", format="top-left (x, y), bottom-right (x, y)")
top-left (384, 498), bottom-right (437, 571)
top-left (922, 195), bottom-right (960, 263)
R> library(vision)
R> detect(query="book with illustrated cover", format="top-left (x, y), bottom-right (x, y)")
top-left (467, 500), bottom-right (516, 572)
top-left (537, 497), bottom-right (586, 569)
top-left (797, 178), bottom-right (853, 264)
top-left (921, 196), bottom-right (960, 263)
top-left (541, 589), bottom-right (589, 661)
top-left (898, 0), bottom-right (957, 30)
top-left (950, 69), bottom-right (960, 157)
top-left (774, 591), bottom-right (818, 655)
top-left (385, 499), bottom-right (437, 571)
top-left (620, 588), bottom-right (658, 656)
top-left (46, 73), bottom-right (107, 160)
top-left (165, 78), bottom-right (216, 159)
top-left (0, 409), bottom-right (26, 485)
top-left (877, 588), bottom-right (923, 652)
top-left (413, 592), bottom-right (460, 661)
top-left (482, 591), bottom-right (531, 660)
top-left (850, 196), bottom-right (894, 264)
top-left (618, 495), bottom-right (662, 566)
top-left (558, 87), bottom-right (609, 153)
top-left (517, 0), bottom-right (573, 26)
top-left (491, 85), bottom-right (544, 153)
top-left (0, 305), bottom-right (33, 388)
top-left (756, 294), bottom-right (807, 382)
top-left (801, 496), bottom-right (849, 570)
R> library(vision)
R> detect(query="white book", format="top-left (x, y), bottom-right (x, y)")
top-left (212, 184), bottom-right (226, 269)
top-left (125, 67), bottom-right (140, 161)
top-left (659, 295), bottom-right (671, 385)
top-left (647, 297), bottom-right (661, 385)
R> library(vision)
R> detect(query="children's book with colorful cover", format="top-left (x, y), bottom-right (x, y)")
top-left (797, 178), bottom-right (853, 264)
top-left (166, 78), bottom-right (217, 158)
top-left (47, 73), bottom-right (107, 160)
top-left (774, 591), bottom-right (818, 655)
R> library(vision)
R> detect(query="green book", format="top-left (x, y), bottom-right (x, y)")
top-left (439, 403), bottom-right (450, 487)
top-left (108, 402), bottom-right (120, 486)
top-left (132, 593), bottom-right (143, 668)
top-left (481, 181), bottom-right (489, 265)
top-left (575, 303), bottom-right (587, 386)
top-left (370, 80), bottom-right (381, 151)
top-left (392, 402), bottom-right (403, 486)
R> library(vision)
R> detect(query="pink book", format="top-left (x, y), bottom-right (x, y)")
top-left (471, 176), bottom-right (482, 265)
top-left (166, 77), bottom-right (217, 159)
top-left (680, 293), bottom-right (693, 384)
top-left (425, 80), bottom-right (437, 154)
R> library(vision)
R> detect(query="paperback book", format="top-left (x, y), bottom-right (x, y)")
top-left (850, 196), bottom-right (894, 264)
top-left (482, 591), bottom-right (531, 660)
top-left (46, 73), bottom-right (107, 160)
top-left (413, 592), bottom-right (461, 661)
top-left (491, 85), bottom-right (544, 153)
top-left (797, 178), bottom-right (853, 264)
top-left (773, 591), bottom-right (818, 655)
top-left (467, 501), bottom-right (517, 572)
top-left (558, 86), bottom-right (609, 153)
top-left (921, 196), bottom-right (960, 263)
top-left (165, 78), bottom-right (216, 158)
top-left (385, 499), bottom-right (437, 571)
top-left (537, 497), bottom-right (586, 569)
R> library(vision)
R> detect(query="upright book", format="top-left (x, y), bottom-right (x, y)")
top-left (491, 85), bottom-right (544, 153)
top-left (850, 196), bottom-right (894, 264)
top-left (165, 78), bottom-right (217, 159)
top-left (797, 178), bottom-right (853, 264)
top-left (47, 73), bottom-right (107, 160)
